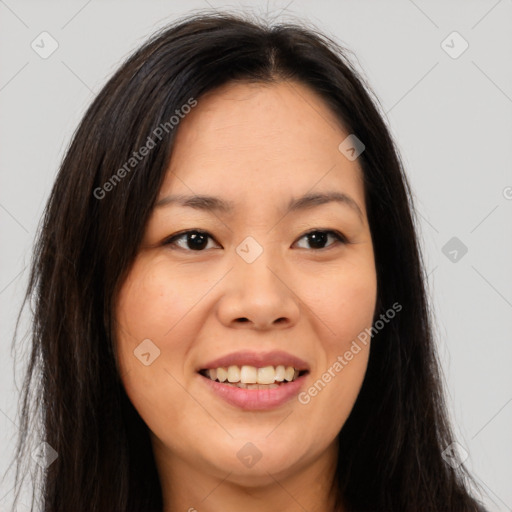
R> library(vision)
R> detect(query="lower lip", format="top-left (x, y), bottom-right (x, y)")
top-left (199, 373), bottom-right (308, 411)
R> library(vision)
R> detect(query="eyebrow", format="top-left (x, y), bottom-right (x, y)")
top-left (155, 191), bottom-right (363, 221)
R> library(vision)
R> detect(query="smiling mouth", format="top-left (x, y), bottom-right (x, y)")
top-left (198, 365), bottom-right (309, 389)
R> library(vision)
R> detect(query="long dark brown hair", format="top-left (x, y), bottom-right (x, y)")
top-left (10, 10), bottom-right (486, 512)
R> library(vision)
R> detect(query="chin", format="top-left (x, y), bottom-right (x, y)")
top-left (200, 438), bottom-right (308, 483)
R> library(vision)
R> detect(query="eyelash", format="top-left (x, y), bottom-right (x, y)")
top-left (162, 229), bottom-right (348, 252)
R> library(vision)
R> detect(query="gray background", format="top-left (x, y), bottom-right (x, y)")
top-left (1, 0), bottom-right (511, 510)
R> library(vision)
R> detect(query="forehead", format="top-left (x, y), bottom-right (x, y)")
top-left (159, 80), bottom-right (365, 214)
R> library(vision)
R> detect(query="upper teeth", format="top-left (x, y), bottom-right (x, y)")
top-left (205, 365), bottom-right (300, 384)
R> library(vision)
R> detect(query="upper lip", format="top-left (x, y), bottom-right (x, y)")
top-left (198, 350), bottom-right (310, 372)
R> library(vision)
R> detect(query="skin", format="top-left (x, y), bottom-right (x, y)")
top-left (115, 80), bottom-right (377, 512)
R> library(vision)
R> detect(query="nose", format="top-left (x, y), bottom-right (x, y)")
top-left (216, 250), bottom-right (301, 330)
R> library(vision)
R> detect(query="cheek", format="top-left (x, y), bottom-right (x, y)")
top-left (296, 258), bottom-right (376, 430)
top-left (115, 255), bottom-right (219, 343)
top-left (306, 257), bottom-right (377, 349)
top-left (113, 257), bottom-right (207, 411)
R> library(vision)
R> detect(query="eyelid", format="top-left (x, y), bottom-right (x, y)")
top-left (162, 228), bottom-right (348, 251)
top-left (293, 228), bottom-right (348, 248)
top-left (162, 229), bottom-right (220, 248)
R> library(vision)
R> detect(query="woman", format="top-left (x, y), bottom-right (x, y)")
top-left (12, 11), bottom-right (487, 512)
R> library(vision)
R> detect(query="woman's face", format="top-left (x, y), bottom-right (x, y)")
top-left (115, 80), bottom-right (377, 487)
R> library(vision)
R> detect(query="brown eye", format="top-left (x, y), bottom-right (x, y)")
top-left (294, 229), bottom-right (346, 250)
top-left (163, 230), bottom-right (219, 251)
